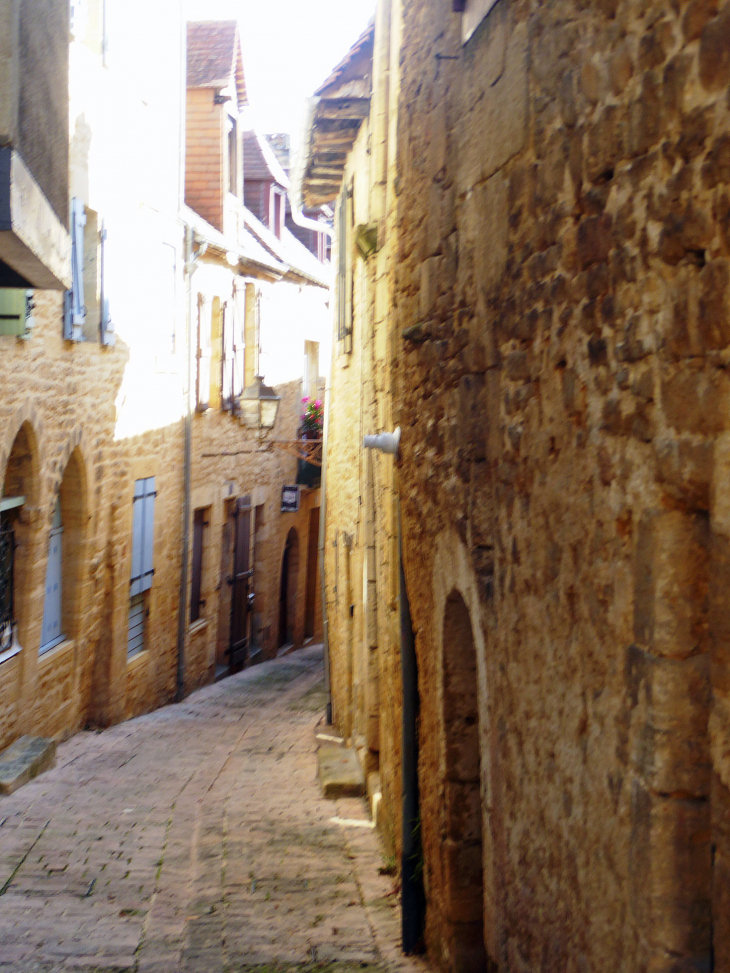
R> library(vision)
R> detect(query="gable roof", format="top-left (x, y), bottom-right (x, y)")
top-left (315, 18), bottom-right (374, 99)
top-left (243, 130), bottom-right (291, 189)
top-left (187, 21), bottom-right (248, 108)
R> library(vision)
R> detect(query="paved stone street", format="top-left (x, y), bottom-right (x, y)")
top-left (0, 645), bottom-right (429, 973)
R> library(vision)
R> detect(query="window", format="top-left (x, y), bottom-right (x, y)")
top-left (221, 299), bottom-right (244, 410)
top-left (127, 593), bottom-right (145, 659)
top-left (0, 516), bottom-right (16, 658)
top-left (455, 0), bottom-right (500, 43)
top-left (130, 477), bottom-right (156, 597)
top-left (190, 508), bottom-right (208, 623)
top-left (64, 201), bottom-right (113, 345)
top-left (0, 289), bottom-right (33, 338)
top-left (269, 188), bottom-right (285, 239)
top-left (39, 499), bottom-right (64, 654)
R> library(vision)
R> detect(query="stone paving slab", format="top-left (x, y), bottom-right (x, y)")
top-left (0, 645), bottom-right (431, 973)
top-left (0, 736), bottom-right (56, 795)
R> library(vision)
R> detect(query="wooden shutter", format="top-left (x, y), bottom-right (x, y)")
top-left (232, 297), bottom-right (244, 398)
top-left (0, 289), bottom-right (28, 337)
top-left (100, 223), bottom-right (115, 346)
top-left (336, 189), bottom-right (352, 351)
top-left (40, 499), bottom-right (64, 653)
top-left (64, 198), bottom-right (86, 341)
top-left (130, 477), bottom-right (156, 596)
top-left (196, 296), bottom-right (212, 411)
top-left (221, 301), bottom-right (234, 410)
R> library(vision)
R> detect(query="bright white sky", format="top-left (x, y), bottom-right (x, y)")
top-left (183, 0), bottom-right (376, 148)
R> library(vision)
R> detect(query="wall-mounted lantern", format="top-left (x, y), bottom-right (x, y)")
top-left (239, 375), bottom-right (281, 436)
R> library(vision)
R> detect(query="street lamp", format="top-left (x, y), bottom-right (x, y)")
top-left (239, 375), bottom-right (281, 436)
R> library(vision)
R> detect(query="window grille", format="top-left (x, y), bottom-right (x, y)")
top-left (0, 521), bottom-right (14, 653)
top-left (127, 593), bottom-right (145, 659)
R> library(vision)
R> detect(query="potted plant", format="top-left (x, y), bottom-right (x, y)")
top-left (300, 397), bottom-right (323, 440)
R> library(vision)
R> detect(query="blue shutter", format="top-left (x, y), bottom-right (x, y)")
top-left (100, 223), bottom-right (115, 346)
top-left (40, 500), bottom-right (64, 653)
top-left (141, 477), bottom-right (155, 592)
top-left (130, 477), bottom-right (156, 596)
top-left (64, 198), bottom-right (86, 342)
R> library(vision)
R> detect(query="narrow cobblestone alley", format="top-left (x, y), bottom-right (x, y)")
top-left (0, 646), bottom-right (427, 973)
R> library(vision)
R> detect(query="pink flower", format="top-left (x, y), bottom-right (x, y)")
top-left (314, 400), bottom-right (322, 408)
top-left (302, 396), bottom-right (309, 404)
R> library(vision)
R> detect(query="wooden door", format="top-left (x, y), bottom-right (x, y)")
top-left (228, 496), bottom-right (252, 668)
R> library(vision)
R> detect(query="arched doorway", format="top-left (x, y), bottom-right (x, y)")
top-left (278, 527), bottom-right (299, 647)
top-left (441, 589), bottom-right (486, 973)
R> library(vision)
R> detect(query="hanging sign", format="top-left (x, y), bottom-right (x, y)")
top-left (281, 485), bottom-right (300, 513)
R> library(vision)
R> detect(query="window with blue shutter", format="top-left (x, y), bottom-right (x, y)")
top-left (40, 499), bottom-right (64, 654)
top-left (130, 477), bottom-right (156, 597)
top-left (64, 198), bottom-right (86, 342)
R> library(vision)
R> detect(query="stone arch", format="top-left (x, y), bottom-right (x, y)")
top-left (441, 589), bottom-right (486, 973)
top-left (0, 402), bottom-right (45, 495)
top-left (278, 527), bottom-right (300, 647)
top-left (432, 529), bottom-right (496, 972)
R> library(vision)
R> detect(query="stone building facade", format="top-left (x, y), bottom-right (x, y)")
top-left (301, 0), bottom-right (730, 970)
top-left (0, 5), bottom-right (327, 755)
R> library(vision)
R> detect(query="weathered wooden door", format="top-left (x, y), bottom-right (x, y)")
top-left (228, 496), bottom-right (252, 667)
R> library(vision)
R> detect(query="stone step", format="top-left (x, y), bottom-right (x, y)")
top-left (317, 745), bottom-right (365, 799)
top-left (0, 736), bottom-right (56, 796)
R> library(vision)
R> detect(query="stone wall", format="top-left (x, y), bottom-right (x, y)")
top-left (385, 0), bottom-right (730, 968)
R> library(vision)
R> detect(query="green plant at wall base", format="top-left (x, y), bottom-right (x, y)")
top-left (300, 397), bottom-right (324, 438)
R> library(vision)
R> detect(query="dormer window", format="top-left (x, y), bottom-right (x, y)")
top-left (454, 0), bottom-right (500, 43)
top-left (270, 187), bottom-right (285, 240)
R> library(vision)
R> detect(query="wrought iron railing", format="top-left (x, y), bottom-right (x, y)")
top-left (0, 521), bottom-right (15, 652)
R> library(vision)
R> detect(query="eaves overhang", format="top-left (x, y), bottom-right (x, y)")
top-left (0, 148), bottom-right (70, 290)
top-left (295, 20), bottom-right (374, 210)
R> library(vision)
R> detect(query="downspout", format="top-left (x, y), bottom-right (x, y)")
top-left (319, 356), bottom-right (333, 724)
top-left (365, 429), bottom-right (423, 951)
top-left (176, 228), bottom-right (205, 701)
